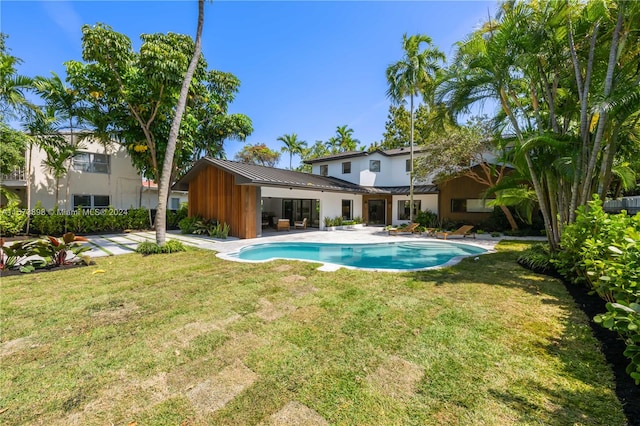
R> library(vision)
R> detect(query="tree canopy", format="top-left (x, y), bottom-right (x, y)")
top-left (65, 23), bottom-right (252, 185)
top-left (438, 0), bottom-right (640, 249)
top-left (235, 143), bottom-right (281, 167)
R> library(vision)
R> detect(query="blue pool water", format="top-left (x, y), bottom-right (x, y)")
top-left (228, 241), bottom-right (487, 271)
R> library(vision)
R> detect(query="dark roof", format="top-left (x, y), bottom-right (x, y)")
top-left (365, 185), bottom-right (438, 195)
top-left (173, 157), bottom-right (371, 193)
top-left (304, 146), bottom-right (427, 164)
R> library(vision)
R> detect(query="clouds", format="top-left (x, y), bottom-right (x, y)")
top-left (41, 0), bottom-right (83, 44)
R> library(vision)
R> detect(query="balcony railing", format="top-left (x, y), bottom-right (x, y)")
top-left (1, 168), bottom-right (27, 183)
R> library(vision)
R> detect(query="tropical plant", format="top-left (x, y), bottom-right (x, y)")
top-left (0, 200), bottom-right (28, 236)
top-left (386, 33), bottom-right (445, 223)
top-left (438, 0), bottom-right (640, 250)
top-left (278, 133), bottom-right (307, 169)
top-left (179, 215), bottom-right (200, 234)
top-left (327, 125), bottom-right (360, 153)
top-left (28, 232), bottom-right (91, 267)
top-left (0, 33), bottom-right (33, 119)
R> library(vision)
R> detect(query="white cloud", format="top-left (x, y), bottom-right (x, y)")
top-left (42, 0), bottom-right (83, 44)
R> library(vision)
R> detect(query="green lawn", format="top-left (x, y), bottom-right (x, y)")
top-left (0, 241), bottom-right (625, 425)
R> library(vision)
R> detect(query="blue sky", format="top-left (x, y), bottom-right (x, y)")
top-left (2, 0), bottom-right (496, 168)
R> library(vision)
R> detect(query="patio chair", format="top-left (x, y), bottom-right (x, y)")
top-left (435, 225), bottom-right (475, 240)
top-left (294, 218), bottom-right (307, 229)
top-left (388, 222), bottom-right (419, 236)
top-left (277, 219), bottom-right (290, 231)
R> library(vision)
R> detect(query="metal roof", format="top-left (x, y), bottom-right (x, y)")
top-left (304, 146), bottom-right (428, 164)
top-left (173, 157), bottom-right (370, 193)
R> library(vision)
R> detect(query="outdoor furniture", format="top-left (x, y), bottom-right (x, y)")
top-left (294, 218), bottom-right (307, 229)
top-left (435, 225), bottom-right (475, 240)
top-left (388, 222), bottom-right (419, 235)
top-left (277, 219), bottom-right (290, 231)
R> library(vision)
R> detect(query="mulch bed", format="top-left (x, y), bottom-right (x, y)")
top-left (0, 263), bottom-right (88, 278)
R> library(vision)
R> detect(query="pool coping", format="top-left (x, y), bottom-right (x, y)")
top-left (216, 236), bottom-right (495, 273)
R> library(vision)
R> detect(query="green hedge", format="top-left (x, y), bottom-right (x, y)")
top-left (554, 195), bottom-right (640, 384)
top-left (24, 201), bottom-right (152, 235)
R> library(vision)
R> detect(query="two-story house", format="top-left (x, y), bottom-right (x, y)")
top-left (173, 146), bottom-right (495, 239)
top-left (1, 134), bottom-right (188, 212)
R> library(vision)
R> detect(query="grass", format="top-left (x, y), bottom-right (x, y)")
top-left (0, 241), bottom-right (626, 425)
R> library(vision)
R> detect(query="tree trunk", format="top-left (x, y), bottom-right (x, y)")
top-left (579, 7), bottom-right (623, 206)
top-left (155, 0), bottom-right (204, 245)
top-left (409, 93), bottom-right (414, 223)
top-left (499, 205), bottom-right (518, 231)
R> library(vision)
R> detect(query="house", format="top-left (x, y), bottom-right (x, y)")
top-left (173, 147), bottom-right (497, 239)
top-left (0, 134), bottom-right (188, 211)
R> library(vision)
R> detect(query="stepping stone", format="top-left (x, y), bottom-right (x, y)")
top-left (262, 401), bottom-right (328, 426)
top-left (366, 355), bottom-right (424, 400)
top-left (186, 360), bottom-right (257, 414)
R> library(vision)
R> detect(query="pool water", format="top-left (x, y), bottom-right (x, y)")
top-left (228, 241), bottom-right (487, 271)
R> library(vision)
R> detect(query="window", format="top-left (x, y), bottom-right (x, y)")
top-left (320, 165), bottom-right (328, 176)
top-left (397, 200), bottom-right (421, 220)
top-left (73, 194), bottom-right (110, 209)
top-left (451, 199), bottom-right (493, 213)
top-left (73, 152), bottom-right (110, 174)
top-left (342, 162), bottom-right (351, 174)
top-left (170, 197), bottom-right (180, 210)
top-left (405, 159), bottom-right (412, 172)
top-left (369, 160), bottom-right (380, 172)
top-left (342, 199), bottom-right (353, 220)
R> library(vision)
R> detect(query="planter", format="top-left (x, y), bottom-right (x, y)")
top-left (324, 223), bottom-right (366, 231)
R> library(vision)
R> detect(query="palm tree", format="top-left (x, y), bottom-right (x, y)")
top-left (333, 125), bottom-right (359, 152)
top-left (155, 0), bottom-right (205, 246)
top-left (0, 34), bottom-right (34, 119)
top-left (278, 133), bottom-right (307, 169)
top-left (33, 72), bottom-right (85, 211)
top-left (386, 33), bottom-right (445, 222)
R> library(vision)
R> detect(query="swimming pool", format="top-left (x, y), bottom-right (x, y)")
top-left (223, 241), bottom-right (487, 271)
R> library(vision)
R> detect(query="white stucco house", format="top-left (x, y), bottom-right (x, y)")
top-left (1, 134), bottom-right (188, 211)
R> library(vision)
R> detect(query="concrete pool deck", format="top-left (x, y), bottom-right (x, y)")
top-left (83, 227), bottom-right (546, 259)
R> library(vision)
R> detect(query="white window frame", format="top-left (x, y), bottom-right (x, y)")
top-left (72, 152), bottom-right (111, 174)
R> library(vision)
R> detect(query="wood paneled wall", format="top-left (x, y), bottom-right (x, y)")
top-left (188, 165), bottom-right (258, 239)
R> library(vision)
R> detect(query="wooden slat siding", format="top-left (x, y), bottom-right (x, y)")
top-left (187, 165), bottom-right (258, 239)
top-left (438, 173), bottom-right (493, 224)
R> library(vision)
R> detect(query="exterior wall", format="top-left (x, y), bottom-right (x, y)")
top-left (261, 187), bottom-right (362, 230)
top-left (438, 173), bottom-right (493, 225)
top-left (188, 165), bottom-right (257, 239)
top-left (25, 138), bottom-right (142, 210)
top-left (140, 190), bottom-right (189, 210)
top-left (310, 150), bottom-right (433, 187)
top-left (391, 194), bottom-right (438, 225)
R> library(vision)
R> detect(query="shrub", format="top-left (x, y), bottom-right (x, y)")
top-left (209, 222), bottom-right (230, 239)
top-left (136, 241), bottom-right (162, 255)
top-left (167, 203), bottom-right (188, 230)
top-left (415, 209), bottom-right (438, 228)
top-left (0, 200), bottom-right (28, 236)
top-left (179, 216), bottom-right (200, 234)
top-left (517, 243), bottom-right (555, 274)
top-left (136, 239), bottom-right (186, 255)
top-left (554, 194), bottom-right (640, 384)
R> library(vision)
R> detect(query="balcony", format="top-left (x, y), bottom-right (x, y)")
top-left (1, 168), bottom-right (27, 187)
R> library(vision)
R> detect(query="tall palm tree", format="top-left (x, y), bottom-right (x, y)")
top-left (0, 34), bottom-right (34, 119)
top-left (386, 33), bottom-right (445, 223)
top-left (334, 125), bottom-right (359, 152)
top-left (33, 72), bottom-right (85, 211)
top-left (278, 133), bottom-right (307, 169)
top-left (155, 0), bottom-right (205, 246)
